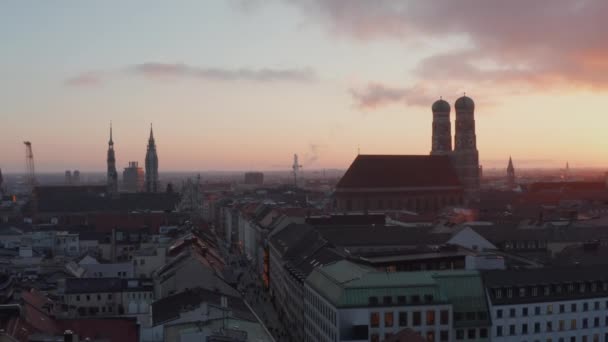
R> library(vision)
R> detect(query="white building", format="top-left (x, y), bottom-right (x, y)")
top-left (486, 266), bottom-right (608, 342)
top-left (304, 260), bottom-right (490, 342)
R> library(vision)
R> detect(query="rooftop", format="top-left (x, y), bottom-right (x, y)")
top-left (336, 155), bottom-right (462, 190)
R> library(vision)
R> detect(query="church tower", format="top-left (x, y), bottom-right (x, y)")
top-left (452, 95), bottom-right (480, 203)
top-left (107, 123), bottom-right (118, 194)
top-left (145, 124), bottom-right (159, 193)
top-left (507, 156), bottom-right (515, 189)
top-left (430, 98), bottom-right (452, 155)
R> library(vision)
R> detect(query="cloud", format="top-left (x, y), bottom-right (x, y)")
top-left (66, 63), bottom-right (316, 86)
top-left (65, 72), bottom-right (104, 87)
top-left (282, 0), bottom-right (608, 89)
top-left (127, 63), bottom-right (316, 83)
top-left (349, 83), bottom-right (435, 109)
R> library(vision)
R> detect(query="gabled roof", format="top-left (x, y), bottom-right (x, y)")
top-left (336, 155), bottom-right (461, 190)
top-left (151, 287), bottom-right (254, 326)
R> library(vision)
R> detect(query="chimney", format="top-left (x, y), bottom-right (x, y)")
top-left (64, 330), bottom-right (74, 342)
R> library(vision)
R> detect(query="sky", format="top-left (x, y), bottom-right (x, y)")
top-left (2, 0), bottom-right (608, 173)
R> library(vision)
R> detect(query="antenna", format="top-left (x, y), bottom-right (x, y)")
top-left (24, 141), bottom-right (36, 190)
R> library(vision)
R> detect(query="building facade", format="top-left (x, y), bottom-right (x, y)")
top-left (123, 161), bottom-right (144, 193)
top-left (485, 267), bottom-right (608, 342)
top-left (304, 261), bottom-right (489, 342)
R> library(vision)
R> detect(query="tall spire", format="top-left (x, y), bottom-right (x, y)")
top-left (109, 122), bottom-right (114, 146)
top-left (507, 156), bottom-right (516, 190)
top-left (149, 123), bottom-right (155, 143)
top-left (107, 122), bottom-right (118, 194)
top-left (145, 124), bottom-right (159, 193)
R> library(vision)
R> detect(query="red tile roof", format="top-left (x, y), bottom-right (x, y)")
top-left (60, 318), bottom-right (139, 342)
top-left (336, 155), bottom-right (461, 190)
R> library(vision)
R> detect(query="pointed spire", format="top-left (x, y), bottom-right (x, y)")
top-left (149, 123), bottom-right (154, 142)
top-left (109, 121), bottom-right (114, 145)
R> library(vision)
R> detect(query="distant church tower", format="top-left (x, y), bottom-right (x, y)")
top-left (507, 156), bottom-right (515, 189)
top-left (431, 98), bottom-right (452, 155)
top-left (452, 95), bottom-right (480, 203)
top-left (107, 123), bottom-right (118, 194)
top-left (145, 124), bottom-right (159, 193)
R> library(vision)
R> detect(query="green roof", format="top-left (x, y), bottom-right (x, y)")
top-left (306, 261), bottom-right (489, 323)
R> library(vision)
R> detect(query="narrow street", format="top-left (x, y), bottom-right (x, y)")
top-left (220, 244), bottom-right (291, 341)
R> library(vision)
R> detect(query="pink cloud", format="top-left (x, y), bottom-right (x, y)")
top-left (64, 72), bottom-right (104, 87)
top-left (283, 0), bottom-right (608, 88)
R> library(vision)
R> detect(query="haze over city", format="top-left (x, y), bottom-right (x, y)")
top-left (3, 1), bottom-right (608, 172)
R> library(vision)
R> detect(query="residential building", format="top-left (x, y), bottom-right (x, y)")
top-left (485, 266), bottom-right (608, 342)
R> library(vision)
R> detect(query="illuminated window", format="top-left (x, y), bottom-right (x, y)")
top-left (370, 312), bottom-right (379, 328)
top-left (385, 312), bottom-right (394, 327)
top-left (426, 311), bottom-right (435, 325)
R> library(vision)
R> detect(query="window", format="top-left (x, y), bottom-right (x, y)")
top-left (370, 312), bottom-right (380, 327)
top-left (535, 306), bottom-right (541, 315)
top-left (426, 331), bottom-right (435, 342)
top-left (456, 329), bottom-right (464, 340)
top-left (385, 312), bottom-right (394, 327)
top-left (571, 319), bottom-right (577, 330)
top-left (479, 328), bottom-right (488, 338)
top-left (535, 322), bottom-right (541, 333)
top-left (467, 329), bottom-right (476, 339)
top-left (383, 296), bottom-right (392, 305)
top-left (397, 296), bottom-right (406, 304)
top-left (413, 311), bottom-right (421, 326)
top-left (440, 310), bottom-right (449, 325)
top-left (547, 304), bottom-right (553, 314)
top-left (523, 307), bottom-right (529, 317)
top-left (532, 287), bottom-right (539, 296)
top-left (412, 295), bottom-right (421, 303)
top-left (496, 289), bottom-right (502, 298)
top-left (509, 324), bottom-right (516, 335)
top-left (370, 333), bottom-right (379, 342)
top-left (583, 318), bottom-right (588, 328)
top-left (426, 311), bottom-right (435, 325)
top-left (560, 304), bottom-right (565, 313)
top-left (547, 321), bottom-right (553, 332)
top-left (496, 326), bottom-right (503, 337)
top-left (398, 312), bottom-right (407, 326)
top-left (76, 295), bottom-right (80, 301)
top-left (520, 288), bottom-right (526, 297)
top-left (596, 301), bottom-right (600, 310)
top-left (572, 303), bottom-right (577, 312)
top-left (424, 294), bottom-right (434, 303)
top-left (507, 288), bottom-right (513, 298)
top-left (440, 330), bottom-right (449, 342)
top-left (522, 323), bottom-right (528, 334)
top-left (497, 309), bottom-right (503, 318)
top-left (86, 295), bottom-right (91, 301)
top-left (97, 295), bottom-right (101, 300)
top-left (369, 297), bottom-right (379, 305)
top-left (584, 303), bottom-right (589, 311)
top-left (595, 317), bottom-right (600, 327)
top-left (510, 308), bottom-right (516, 317)
top-left (559, 320), bottom-right (565, 331)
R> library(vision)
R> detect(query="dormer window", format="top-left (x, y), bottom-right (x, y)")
top-left (544, 286), bottom-right (550, 296)
top-left (507, 288), bottom-right (513, 298)
top-left (519, 288), bottom-right (526, 297)
top-left (495, 289), bottom-right (502, 299)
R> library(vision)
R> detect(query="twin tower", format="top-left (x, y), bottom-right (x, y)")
top-left (431, 95), bottom-right (480, 202)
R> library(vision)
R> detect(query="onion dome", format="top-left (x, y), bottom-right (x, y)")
top-left (432, 98), bottom-right (451, 112)
top-left (455, 95), bottom-right (475, 111)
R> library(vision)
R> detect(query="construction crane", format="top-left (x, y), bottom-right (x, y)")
top-left (292, 154), bottom-right (302, 187)
top-left (24, 141), bottom-right (36, 190)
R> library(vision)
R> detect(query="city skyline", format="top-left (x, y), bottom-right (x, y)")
top-left (3, 1), bottom-right (608, 172)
